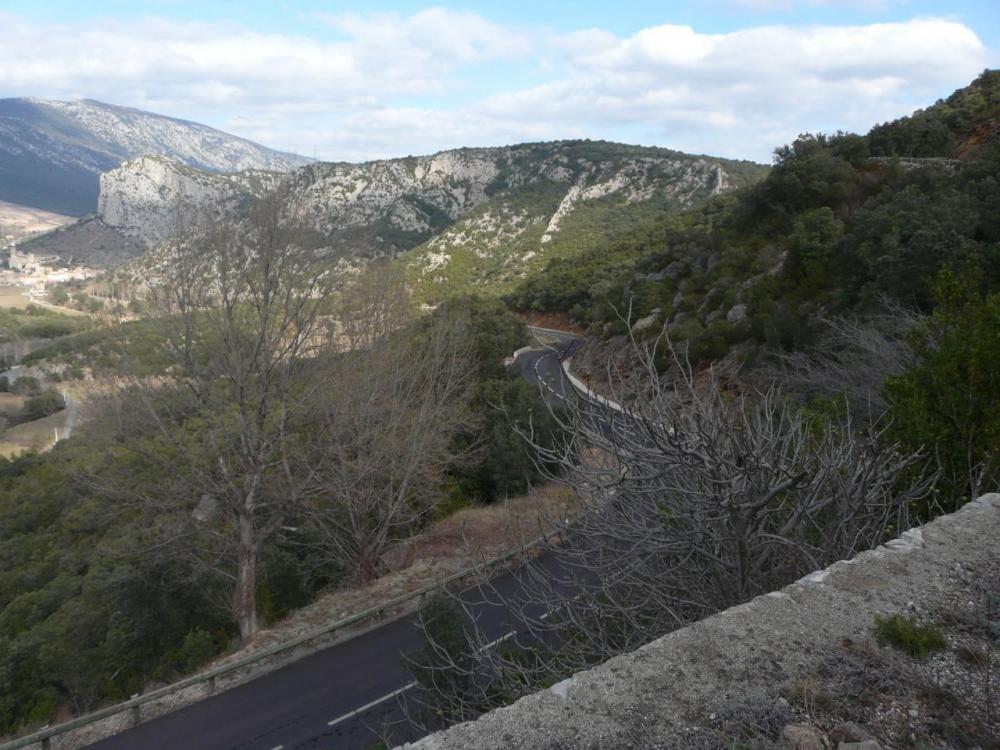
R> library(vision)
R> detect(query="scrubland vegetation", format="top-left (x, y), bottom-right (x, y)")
top-left (0, 207), bottom-right (557, 734)
top-left (407, 70), bottom-right (1000, 733)
top-left (2, 70), bottom-right (998, 742)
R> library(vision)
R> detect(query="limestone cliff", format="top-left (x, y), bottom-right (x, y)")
top-left (97, 141), bottom-right (768, 295)
top-left (97, 156), bottom-right (280, 246)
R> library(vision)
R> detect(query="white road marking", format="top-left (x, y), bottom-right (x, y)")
top-left (327, 682), bottom-right (417, 727)
top-left (268, 745), bottom-right (284, 750)
top-left (477, 629), bottom-right (517, 654)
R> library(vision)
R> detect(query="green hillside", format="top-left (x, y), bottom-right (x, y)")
top-left (400, 140), bottom-right (768, 303)
top-left (510, 70), bottom-right (1000, 364)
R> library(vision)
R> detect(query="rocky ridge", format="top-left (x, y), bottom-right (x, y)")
top-left (0, 97), bottom-right (309, 215)
top-left (403, 155), bottom-right (743, 301)
top-left (96, 141), bottom-right (766, 297)
top-left (97, 156), bottom-right (282, 246)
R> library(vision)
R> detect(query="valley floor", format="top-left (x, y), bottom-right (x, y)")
top-left (0, 200), bottom-right (73, 241)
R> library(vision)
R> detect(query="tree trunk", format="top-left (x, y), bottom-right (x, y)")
top-left (233, 514), bottom-right (259, 640)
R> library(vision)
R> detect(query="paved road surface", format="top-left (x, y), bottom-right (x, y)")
top-left (84, 329), bottom-right (582, 750)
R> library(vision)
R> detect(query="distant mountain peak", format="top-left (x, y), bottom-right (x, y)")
top-left (0, 97), bottom-right (311, 216)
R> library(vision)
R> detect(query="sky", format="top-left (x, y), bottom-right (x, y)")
top-left (1, 1), bottom-right (997, 163)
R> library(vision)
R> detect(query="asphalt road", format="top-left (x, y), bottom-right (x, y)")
top-left (84, 329), bottom-right (583, 750)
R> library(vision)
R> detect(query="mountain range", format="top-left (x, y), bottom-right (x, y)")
top-left (54, 141), bottom-right (764, 301)
top-left (0, 98), bottom-right (310, 216)
top-left (3, 98), bottom-right (767, 301)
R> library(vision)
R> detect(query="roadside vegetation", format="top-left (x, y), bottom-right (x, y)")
top-left (509, 69), bottom-right (1000, 362)
top-left (404, 70), bottom-right (1000, 735)
top-left (0, 200), bottom-right (560, 735)
top-left (2, 70), bottom-right (998, 745)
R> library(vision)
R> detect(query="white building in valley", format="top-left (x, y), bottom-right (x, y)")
top-left (8, 243), bottom-right (40, 273)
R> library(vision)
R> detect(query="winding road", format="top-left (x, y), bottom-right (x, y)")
top-left (79, 328), bottom-right (584, 750)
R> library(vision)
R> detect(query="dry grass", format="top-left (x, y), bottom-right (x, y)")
top-left (0, 393), bottom-right (27, 411)
top-left (0, 408), bottom-right (66, 458)
top-left (401, 485), bottom-right (577, 567)
top-left (0, 200), bottom-right (72, 239)
top-left (519, 311), bottom-right (586, 336)
top-left (0, 285), bottom-right (32, 310)
top-left (228, 483), bottom-right (577, 659)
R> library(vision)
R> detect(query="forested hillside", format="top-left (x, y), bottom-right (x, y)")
top-left (0, 276), bottom-right (556, 734)
top-left (511, 69), bottom-right (1000, 363)
top-left (2, 70), bottom-right (998, 744)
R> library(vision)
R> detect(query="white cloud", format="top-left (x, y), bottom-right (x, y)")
top-left (474, 18), bottom-right (989, 161)
top-left (0, 11), bottom-right (991, 163)
top-left (730, 0), bottom-right (906, 11)
top-left (0, 8), bottom-right (529, 107)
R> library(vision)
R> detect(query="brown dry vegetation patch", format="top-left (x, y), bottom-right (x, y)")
top-left (223, 483), bottom-right (576, 659)
top-left (519, 311), bottom-right (586, 335)
top-left (957, 117), bottom-right (1000, 158)
top-left (0, 409), bottom-right (63, 457)
top-left (403, 485), bottom-right (575, 566)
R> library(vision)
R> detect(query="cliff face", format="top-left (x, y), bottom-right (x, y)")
top-left (403, 154), bottom-right (746, 301)
top-left (0, 97), bottom-right (309, 216)
top-left (97, 156), bottom-right (280, 245)
top-left (97, 141), bottom-right (767, 296)
top-left (97, 149), bottom-right (502, 248)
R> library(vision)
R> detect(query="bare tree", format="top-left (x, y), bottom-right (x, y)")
top-left (299, 290), bottom-right (477, 582)
top-left (97, 223), bottom-right (483, 638)
top-left (337, 263), bottom-right (416, 351)
top-left (404, 330), bottom-right (935, 729)
top-left (766, 303), bottom-right (922, 419)
top-left (107, 188), bottom-right (336, 640)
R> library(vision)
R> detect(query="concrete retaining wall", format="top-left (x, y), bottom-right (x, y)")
top-left (405, 494), bottom-right (1000, 749)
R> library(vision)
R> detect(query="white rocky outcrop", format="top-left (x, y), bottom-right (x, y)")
top-left (98, 156), bottom-right (280, 246)
top-left (97, 142), bottom-right (754, 274)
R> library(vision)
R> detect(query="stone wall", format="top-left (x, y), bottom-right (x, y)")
top-left (405, 494), bottom-right (1000, 749)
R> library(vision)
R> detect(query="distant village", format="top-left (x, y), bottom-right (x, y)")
top-left (1, 240), bottom-right (99, 304)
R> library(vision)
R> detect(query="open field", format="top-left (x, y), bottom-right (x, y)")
top-left (0, 200), bottom-right (73, 241)
top-left (0, 392), bottom-right (27, 410)
top-left (0, 285), bottom-right (32, 309)
top-left (0, 406), bottom-right (66, 458)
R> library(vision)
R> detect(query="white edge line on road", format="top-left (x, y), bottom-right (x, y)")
top-left (327, 682), bottom-right (418, 727)
top-left (477, 629), bottom-right (517, 654)
top-left (268, 745), bottom-right (284, 750)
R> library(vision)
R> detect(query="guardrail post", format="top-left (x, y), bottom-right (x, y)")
top-left (41, 738), bottom-right (51, 750)
top-left (131, 704), bottom-right (141, 727)
top-left (207, 676), bottom-right (216, 695)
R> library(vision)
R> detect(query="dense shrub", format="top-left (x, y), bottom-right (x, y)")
top-left (509, 70), bottom-right (1000, 368)
top-left (21, 389), bottom-right (65, 421)
top-left (10, 376), bottom-right (40, 396)
top-left (885, 269), bottom-right (1000, 510)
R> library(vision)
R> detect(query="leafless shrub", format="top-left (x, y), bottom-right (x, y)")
top-left (403, 331), bottom-right (934, 731)
top-left (716, 695), bottom-right (792, 743)
top-left (766, 303), bottom-right (923, 420)
top-left (298, 310), bottom-right (477, 582)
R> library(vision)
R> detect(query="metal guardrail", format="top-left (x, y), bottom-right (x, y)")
top-left (0, 533), bottom-right (549, 750)
top-left (3, 335), bottom-right (565, 750)
top-left (525, 326), bottom-right (625, 413)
